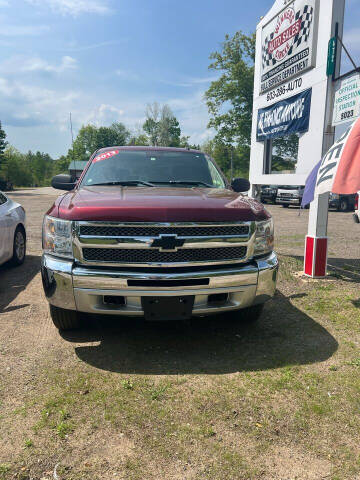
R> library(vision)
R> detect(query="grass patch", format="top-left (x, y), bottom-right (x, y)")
top-left (0, 465), bottom-right (10, 479)
top-left (2, 254), bottom-right (360, 479)
top-left (23, 439), bottom-right (33, 449)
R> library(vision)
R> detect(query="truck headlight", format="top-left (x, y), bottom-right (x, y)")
top-left (254, 219), bottom-right (274, 256)
top-left (43, 216), bottom-right (73, 259)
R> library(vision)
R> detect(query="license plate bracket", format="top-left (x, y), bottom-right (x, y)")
top-left (141, 296), bottom-right (194, 321)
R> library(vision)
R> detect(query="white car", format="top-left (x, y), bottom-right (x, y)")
top-left (0, 191), bottom-right (26, 266)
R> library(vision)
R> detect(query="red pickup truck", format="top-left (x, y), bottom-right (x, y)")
top-left (42, 147), bottom-right (278, 330)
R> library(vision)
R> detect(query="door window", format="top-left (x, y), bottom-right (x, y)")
top-left (0, 193), bottom-right (7, 205)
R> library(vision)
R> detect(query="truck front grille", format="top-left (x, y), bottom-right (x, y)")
top-left (82, 246), bottom-right (247, 264)
top-left (75, 221), bottom-right (253, 267)
top-left (79, 225), bottom-right (249, 237)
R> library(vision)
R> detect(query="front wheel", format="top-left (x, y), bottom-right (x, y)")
top-left (50, 305), bottom-right (80, 331)
top-left (226, 304), bottom-right (264, 323)
top-left (338, 199), bottom-right (348, 212)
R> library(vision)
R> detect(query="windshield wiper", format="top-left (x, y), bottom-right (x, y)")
top-left (152, 180), bottom-right (213, 188)
top-left (90, 181), bottom-right (155, 187)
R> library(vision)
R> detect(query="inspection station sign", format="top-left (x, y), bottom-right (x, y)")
top-left (332, 74), bottom-right (360, 126)
top-left (260, 0), bottom-right (318, 93)
top-left (257, 88), bottom-right (312, 140)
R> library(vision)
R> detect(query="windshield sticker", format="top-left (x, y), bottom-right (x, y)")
top-left (93, 150), bottom-right (119, 163)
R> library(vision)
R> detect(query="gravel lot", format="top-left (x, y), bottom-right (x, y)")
top-left (0, 188), bottom-right (359, 480)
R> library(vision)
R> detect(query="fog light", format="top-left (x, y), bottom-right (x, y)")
top-left (103, 296), bottom-right (126, 306)
top-left (208, 293), bottom-right (229, 304)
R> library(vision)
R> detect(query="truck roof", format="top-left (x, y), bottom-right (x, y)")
top-left (95, 146), bottom-right (203, 155)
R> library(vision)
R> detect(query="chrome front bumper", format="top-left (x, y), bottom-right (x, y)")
top-left (276, 197), bottom-right (301, 205)
top-left (41, 253), bottom-right (278, 317)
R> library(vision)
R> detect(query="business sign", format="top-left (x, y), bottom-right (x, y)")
top-left (257, 88), bottom-right (312, 140)
top-left (332, 74), bottom-right (360, 126)
top-left (260, 0), bottom-right (318, 93)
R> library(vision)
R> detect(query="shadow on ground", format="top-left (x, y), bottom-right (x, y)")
top-left (327, 257), bottom-right (360, 282)
top-left (290, 255), bottom-right (360, 283)
top-left (0, 255), bottom-right (40, 313)
top-left (61, 291), bottom-right (338, 375)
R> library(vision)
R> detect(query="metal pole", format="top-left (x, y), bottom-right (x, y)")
top-left (230, 146), bottom-right (233, 181)
top-left (69, 113), bottom-right (76, 179)
top-left (305, 0), bottom-right (345, 278)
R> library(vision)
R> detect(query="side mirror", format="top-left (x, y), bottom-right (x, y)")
top-left (51, 174), bottom-right (77, 191)
top-left (231, 177), bottom-right (250, 193)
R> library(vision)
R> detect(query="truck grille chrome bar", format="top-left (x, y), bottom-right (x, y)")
top-left (74, 221), bottom-right (255, 268)
top-left (79, 224), bottom-right (250, 237)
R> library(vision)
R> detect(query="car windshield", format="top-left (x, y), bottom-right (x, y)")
top-left (80, 150), bottom-right (226, 189)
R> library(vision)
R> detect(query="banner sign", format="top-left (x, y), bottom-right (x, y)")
top-left (302, 118), bottom-right (360, 206)
top-left (257, 88), bottom-right (312, 141)
top-left (332, 74), bottom-right (360, 126)
top-left (260, 0), bottom-right (318, 93)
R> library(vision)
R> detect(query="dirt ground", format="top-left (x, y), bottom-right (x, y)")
top-left (0, 188), bottom-right (359, 480)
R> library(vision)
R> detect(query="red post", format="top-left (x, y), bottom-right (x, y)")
top-left (304, 192), bottom-right (330, 278)
top-left (304, 236), bottom-right (328, 278)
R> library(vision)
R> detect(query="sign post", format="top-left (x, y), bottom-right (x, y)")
top-left (304, 2), bottom-right (344, 278)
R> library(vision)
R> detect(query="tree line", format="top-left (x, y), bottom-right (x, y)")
top-left (0, 30), bottom-right (258, 187)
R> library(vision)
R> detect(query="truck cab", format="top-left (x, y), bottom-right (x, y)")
top-left (42, 147), bottom-right (278, 330)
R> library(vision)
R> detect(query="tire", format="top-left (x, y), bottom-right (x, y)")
top-left (10, 226), bottom-right (26, 266)
top-left (338, 199), bottom-right (348, 212)
top-left (50, 305), bottom-right (80, 331)
top-left (282, 204), bottom-right (289, 208)
top-left (226, 304), bottom-right (264, 323)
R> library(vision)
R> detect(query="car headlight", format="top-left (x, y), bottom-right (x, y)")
top-left (254, 218), bottom-right (274, 256)
top-left (42, 216), bottom-right (73, 259)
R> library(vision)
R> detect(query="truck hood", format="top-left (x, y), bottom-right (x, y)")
top-left (49, 186), bottom-right (270, 222)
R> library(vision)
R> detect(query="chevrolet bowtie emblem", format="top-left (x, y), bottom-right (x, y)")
top-left (150, 235), bottom-right (185, 251)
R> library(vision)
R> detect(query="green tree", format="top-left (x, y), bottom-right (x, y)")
top-left (271, 134), bottom-right (299, 172)
top-left (0, 121), bottom-right (8, 177)
top-left (3, 146), bottom-right (32, 186)
top-left (143, 103), bottom-right (182, 147)
top-left (179, 136), bottom-right (200, 150)
top-left (2, 146), bottom-right (58, 187)
top-left (25, 151), bottom-right (54, 186)
top-left (68, 122), bottom-right (130, 162)
top-left (54, 155), bottom-right (71, 174)
top-left (202, 138), bottom-right (249, 179)
top-left (128, 133), bottom-right (149, 146)
top-left (205, 31), bottom-right (255, 175)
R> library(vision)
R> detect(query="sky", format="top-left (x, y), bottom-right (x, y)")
top-left (0, 0), bottom-right (360, 158)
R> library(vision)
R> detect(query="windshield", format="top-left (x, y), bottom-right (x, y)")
top-left (81, 150), bottom-right (226, 189)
